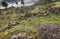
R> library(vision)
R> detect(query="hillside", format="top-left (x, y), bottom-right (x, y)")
top-left (0, 0), bottom-right (60, 39)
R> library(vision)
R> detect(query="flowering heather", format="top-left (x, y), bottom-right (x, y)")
top-left (38, 24), bottom-right (60, 39)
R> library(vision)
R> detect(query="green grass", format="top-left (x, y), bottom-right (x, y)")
top-left (0, 14), bottom-right (60, 39)
top-left (52, 2), bottom-right (60, 8)
top-left (0, 1), bottom-right (60, 39)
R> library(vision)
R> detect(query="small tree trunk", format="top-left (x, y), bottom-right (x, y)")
top-left (5, 7), bottom-right (7, 11)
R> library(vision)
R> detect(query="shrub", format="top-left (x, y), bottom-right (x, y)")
top-left (49, 7), bottom-right (60, 15)
top-left (1, 1), bottom-right (8, 8)
top-left (38, 24), bottom-right (60, 39)
top-left (21, 0), bottom-right (24, 6)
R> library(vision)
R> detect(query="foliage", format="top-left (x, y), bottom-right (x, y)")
top-left (21, 0), bottom-right (24, 6)
top-left (0, 0), bottom-right (60, 39)
top-left (1, 1), bottom-right (8, 8)
top-left (49, 7), bottom-right (60, 15)
top-left (38, 24), bottom-right (60, 39)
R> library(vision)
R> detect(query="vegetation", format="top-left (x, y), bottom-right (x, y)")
top-left (1, 1), bottom-right (8, 9)
top-left (0, 0), bottom-right (60, 39)
top-left (21, 0), bottom-right (24, 5)
top-left (38, 24), bottom-right (60, 39)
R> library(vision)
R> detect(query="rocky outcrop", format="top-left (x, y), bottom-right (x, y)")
top-left (10, 28), bottom-right (39, 39)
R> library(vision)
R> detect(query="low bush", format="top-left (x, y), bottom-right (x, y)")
top-left (38, 24), bottom-right (60, 39)
top-left (49, 7), bottom-right (60, 15)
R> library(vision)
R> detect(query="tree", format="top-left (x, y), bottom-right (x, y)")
top-left (16, 2), bottom-right (18, 7)
top-left (21, 0), bottom-right (24, 6)
top-left (16, 2), bottom-right (18, 9)
top-left (19, 0), bottom-right (25, 13)
top-left (1, 1), bottom-right (8, 10)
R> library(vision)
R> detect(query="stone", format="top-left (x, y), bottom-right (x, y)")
top-left (10, 35), bottom-right (18, 39)
top-left (9, 21), bottom-right (19, 26)
top-left (17, 32), bottom-right (26, 39)
top-left (27, 36), bottom-right (35, 39)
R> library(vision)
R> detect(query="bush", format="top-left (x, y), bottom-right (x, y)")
top-left (1, 1), bottom-right (8, 8)
top-left (49, 7), bottom-right (60, 15)
top-left (38, 24), bottom-right (60, 39)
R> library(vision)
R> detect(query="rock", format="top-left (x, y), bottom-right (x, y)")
top-left (18, 36), bottom-right (24, 39)
top-left (10, 35), bottom-right (18, 39)
top-left (10, 28), bottom-right (38, 39)
top-left (17, 32), bottom-right (26, 39)
top-left (10, 32), bottom-right (26, 39)
top-left (23, 28), bottom-right (28, 32)
top-left (27, 36), bottom-right (35, 39)
top-left (8, 21), bottom-right (19, 26)
top-left (46, 4), bottom-right (53, 10)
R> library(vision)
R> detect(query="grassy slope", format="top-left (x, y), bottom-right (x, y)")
top-left (0, 1), bottom-right (60, 39)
